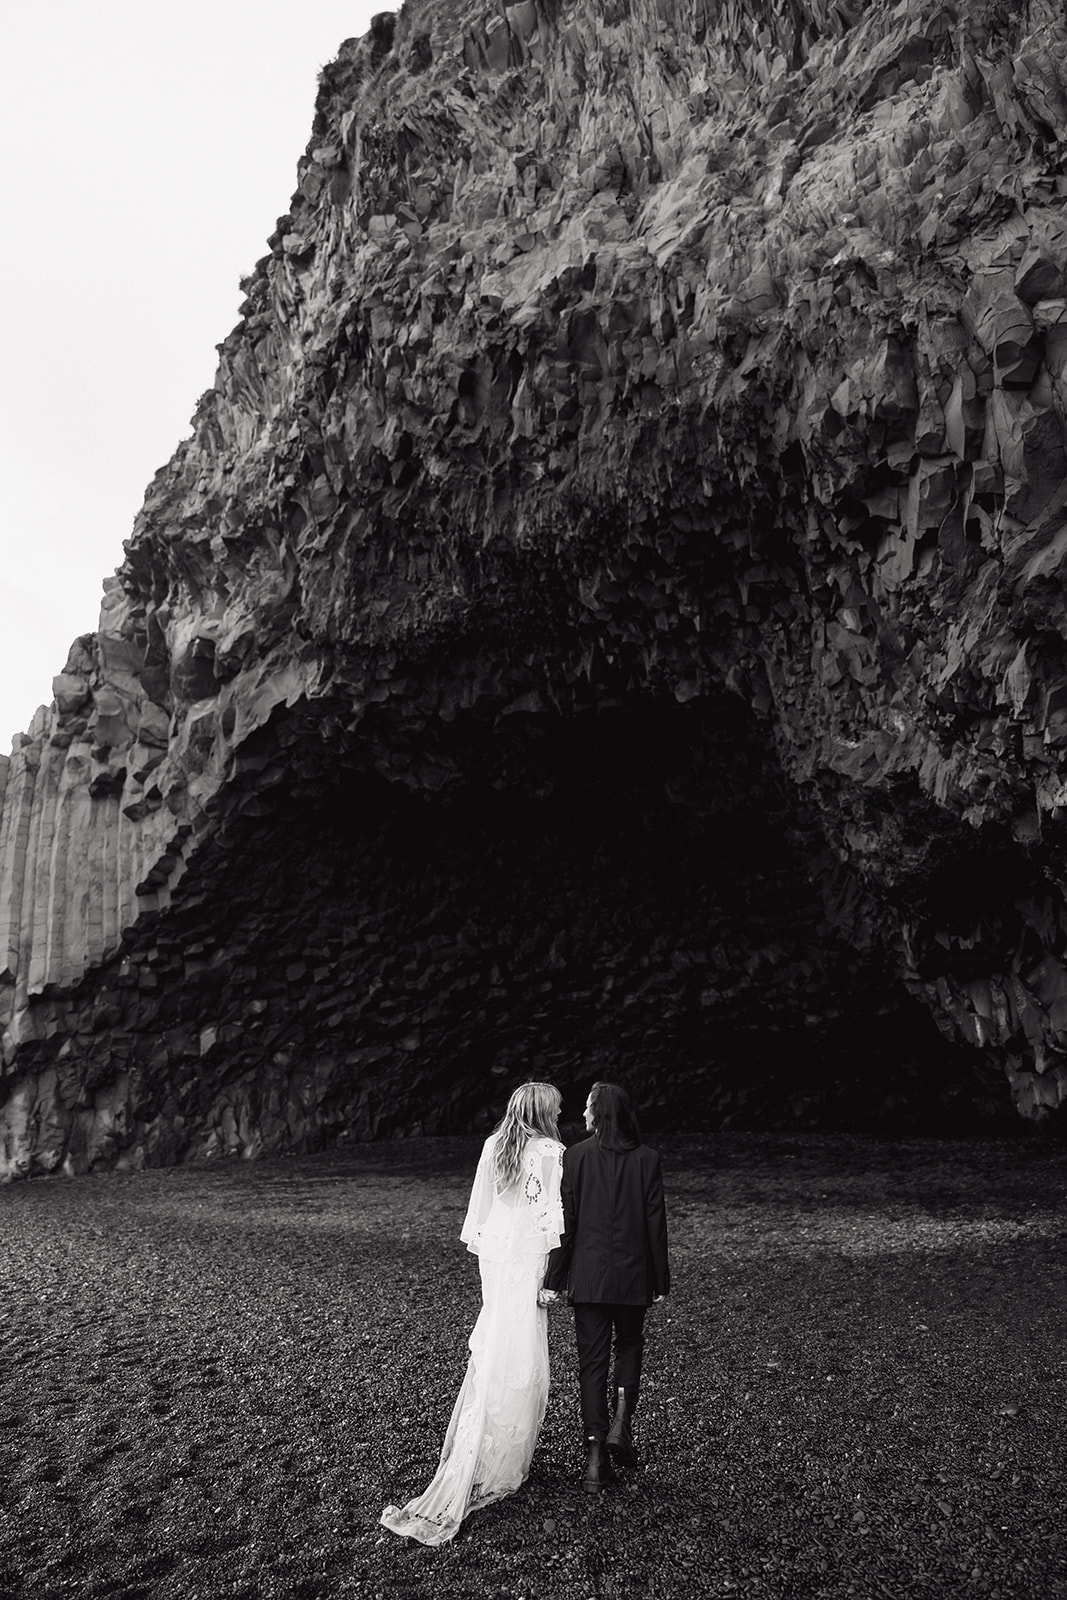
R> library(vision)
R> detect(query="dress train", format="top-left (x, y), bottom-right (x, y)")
top-left (380, 1251), bottom-right (550, 1544)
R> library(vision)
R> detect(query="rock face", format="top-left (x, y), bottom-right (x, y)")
top-left (4, 0), bottom-right (1067, 1175)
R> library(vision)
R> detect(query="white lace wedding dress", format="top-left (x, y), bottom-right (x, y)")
top-left (380, 1132), bottom-right (564, 1545)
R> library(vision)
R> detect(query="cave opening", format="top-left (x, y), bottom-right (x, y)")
top-left (9, 687), bottom-right (1016, 1178)
top-left (73, 687), bottom-right (990, 1160)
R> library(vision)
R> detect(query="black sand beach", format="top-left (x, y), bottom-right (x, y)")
top-left (2, 1133), bottom-right (1065, 1599)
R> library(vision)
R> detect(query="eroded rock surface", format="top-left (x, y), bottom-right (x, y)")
top-left (3, 0), bottom-right (1067, 1175)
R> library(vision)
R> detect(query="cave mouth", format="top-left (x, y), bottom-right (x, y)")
top-left (179, 693), bottom-right (1013, 1141)
top-left (19, 687), bottom-right (1012, 1178)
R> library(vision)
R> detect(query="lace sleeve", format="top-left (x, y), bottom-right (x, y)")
top-left (459, 1137), bottom-right (497, 1254)
top-left (524, 1138), bottom-right (564, 1249)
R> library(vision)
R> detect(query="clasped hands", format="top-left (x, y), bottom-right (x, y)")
top-left (538, 1289), bottom-right (667, 1306)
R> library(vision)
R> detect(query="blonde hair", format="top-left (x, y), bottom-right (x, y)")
top-left (490, 1082), bottom-right (561, 1190)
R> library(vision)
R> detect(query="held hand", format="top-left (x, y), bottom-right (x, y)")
top-left (653, 1293), bottom-right (667, 1304)
top-left (537, 1289), bottom-right (561, 1307)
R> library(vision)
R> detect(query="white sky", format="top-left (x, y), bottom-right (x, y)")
top-left (0, 0), bottom-right (386, 753)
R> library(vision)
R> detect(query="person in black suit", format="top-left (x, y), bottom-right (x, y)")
top-left (541, 1081), bottom-right (670, 1492)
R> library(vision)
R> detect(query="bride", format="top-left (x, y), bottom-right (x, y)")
top-left (381, 1081), bottom-right (565, 1545)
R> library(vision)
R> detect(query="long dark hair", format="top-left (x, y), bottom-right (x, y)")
top-left (587, 1081), bottom-right (641, 1152)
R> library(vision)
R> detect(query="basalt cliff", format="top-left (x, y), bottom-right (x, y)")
top-left (4, 0), bottom-right (1067, 1176)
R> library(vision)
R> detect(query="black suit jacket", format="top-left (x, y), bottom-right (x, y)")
top-left (543, 1136), bottom-right (670, 1305)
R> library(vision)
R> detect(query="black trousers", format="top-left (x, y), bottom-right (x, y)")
top-left (572, 1302), bottom-right (648, 1440)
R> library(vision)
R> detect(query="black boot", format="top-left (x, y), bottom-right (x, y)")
top-left (605, 1386), bottom-right (639, 1469)
top-left (582, 1437), bottom-right (614, 1493)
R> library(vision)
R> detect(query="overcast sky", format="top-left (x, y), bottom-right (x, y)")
top-left (0, 0), bottom-right (385, 752)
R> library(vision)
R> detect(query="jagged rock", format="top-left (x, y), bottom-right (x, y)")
top-left (4, 0), bottom-right (1067, 1176)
